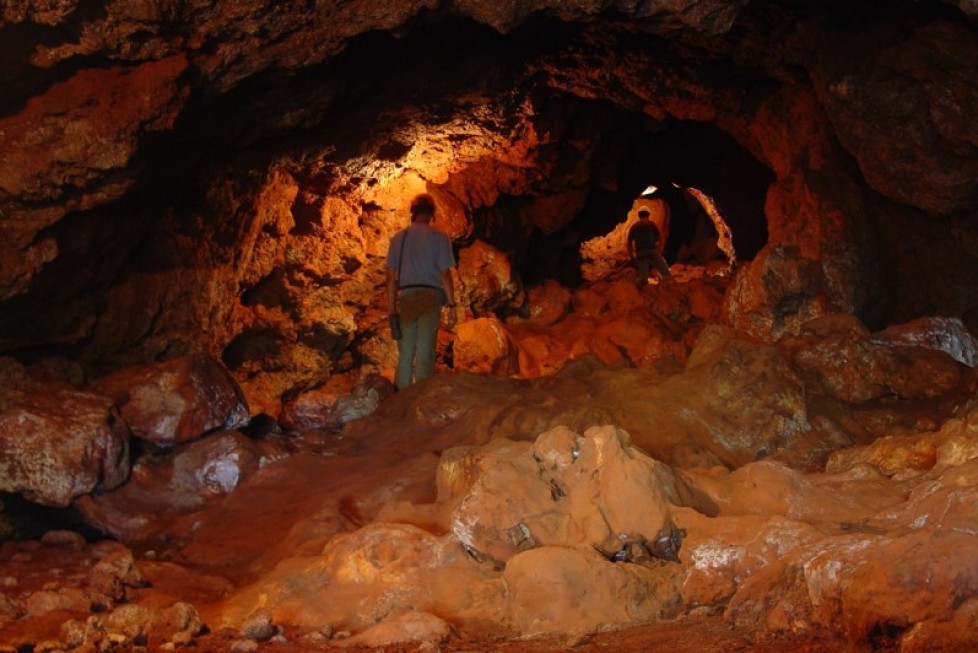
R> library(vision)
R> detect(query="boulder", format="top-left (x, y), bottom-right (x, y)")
top-left (512, 329), bottom-right (573, 378)
top-left (647, 325), bottom-right (812, 468)
top-left (279, 374), bottom-right (393, 432)
top-left (217, 522), bottom-right (495, 633)
top-left (456, 239), bottom-right (523, 316)
top-left (501, 545), bottom-right (682, 638)
top-left (724, 526), bottom-right (978, 645)
top-left (75, 431), bottom-right (264, 541)
top-left (723, 245), bottom-right (829, 341)
top-left (872, 316), bottom-right (978, 367)
top-left (338, 610), bottom-right (451, 648)
top-left (826, 399), bottom-right (978, 478)
top-left (789, 324), bottom-right (964, 404)
top-left (594, 313), bottom-right (686, 367)
top-left (91, 354), bottom-right (249, 445)
top-left (438, 425), bottom-right (680, 563)
top-left (0, 384), bottom-right (129, 507)
top-left (521, 279), bottom-right (572, 326)
top-left (571, 286), bottom-right (608, 317)
top-left (600, 279), bottom-right (646, 315)
top-left (676, 457), bottom-right (978, 647)
top-left (686, 280), bottom-right (725, 322)
top-left (62, 601), bottom-right (204, 650)
top-left (216, 425), bottom-right (690, 639)
top-left (453, 317), bottom-right (520, 376)
top-left (24, 587), bottom-right (98, 618)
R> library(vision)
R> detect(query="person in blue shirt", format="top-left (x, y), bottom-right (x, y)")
top-left (386, 193), bottom-right (458, 389)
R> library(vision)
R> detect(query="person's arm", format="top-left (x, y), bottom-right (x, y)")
top-left (440, 267), bottom-right (457, 328)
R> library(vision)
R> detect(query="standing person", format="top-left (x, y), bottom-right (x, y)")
top-left (386, 193), bottom-right (458, 390)
top-left (627, 208), bottom-right (672, 284)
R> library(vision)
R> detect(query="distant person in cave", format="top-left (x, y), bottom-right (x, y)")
top-left (626, 207), bottom-right (671, 285)
top-left (386, 193), bottom-right (458, 390)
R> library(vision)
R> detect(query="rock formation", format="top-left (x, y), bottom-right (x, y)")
top-left (1, 0), bottom-right (976, 413)
top-left (2, 0), bottom-right (978, 651)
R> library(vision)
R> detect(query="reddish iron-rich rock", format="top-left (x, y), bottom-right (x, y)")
top-left (806, 18), bottom-right (978, 217)
top-left (455, 240), bottom-right (524, 317)
top-left (825, 397), bottom-right (978, 478)
top-left (90, 355), bottom-right (249, 446)
top-left (678, 461), bottom-right (903, 524)
top-left (579, 218), bottom-right (633, 283)
top-left (500, 545), bottom-right (682, 637)
top-left (686, 278), bottom-right (725, 323)
top-left (798, 313), bottom-right (871, 339)
top-left (600, 279), bottom-right (647, 315)
top-left (215, 522), bottom-right (485, 632)
top-left (435, 426), bottom-right (681, 563)
top-left (642, 326), bottom-right (813, 468)
top-left (88, 540), bottom-right (147, 602)
top-left (0, 2), bottom-right (975, 425)
top-left (0, 384), bottom-right (129, 507)
top-left (0, 56), bottom-right (189, 302)
top-left (790, 334), bottom-right (964, 404)
top-left (897, 600), bottom-right (978, 653)
top-left (593, 313), bottom-right (687, 367)
top-left (279, 375), bottom-right (356, 432)
top-left (787, 314), bottom-right (973, 404)
top-left (14, 322), bottom-right (965, 651)
top-left (725, 512), bottom-right (978, 645)
top-left (339, 610), bottom-right (452, 649)
top-left (0, 592), bottom-right (20, 621)
top-left (453, 317), bottom-right (520, 376)
top-left (278, 373), bottom-right (393, 432)
top-left (24, 586), bottom-right (97, 618)
top-left (871, 316), bottom-right (978, 367)
top-left (11, 538), bottom-right (148, 624)
top-left (508, 320), bottom-right (582, 378)
top-left (207, 422), bottom-right (692, 640)
top-left (722, 245), bottom-right (829, 341)
top-left (75, 431), bottom-right (266, 542)
top-left (826, 431), bottom-right (941, 479)
top-left (571, 286), bottom-right (608, 318)
top-left (62, 601), bottom-right (205, 650)
top-left (519, 279), bottom-right (572, 326)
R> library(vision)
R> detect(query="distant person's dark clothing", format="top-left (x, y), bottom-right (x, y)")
top-left (628, 220), bottom-right (660, 253)
top-left (627, 215), bottom-right (671, 282)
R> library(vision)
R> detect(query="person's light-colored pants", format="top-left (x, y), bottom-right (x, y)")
top-left (395, 295), bottom-right (441, 389)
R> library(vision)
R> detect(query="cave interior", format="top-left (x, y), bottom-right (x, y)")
top-left (2, 0), bottom-right (978, 650)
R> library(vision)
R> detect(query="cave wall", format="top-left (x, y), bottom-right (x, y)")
top-left (1, 0), bottom-right (977, 413)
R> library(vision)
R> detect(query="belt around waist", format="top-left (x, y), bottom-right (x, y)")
top-left (400, 284), bottom-right (440, 291)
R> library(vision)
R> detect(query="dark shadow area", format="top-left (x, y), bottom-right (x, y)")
top-left (0, 492), bottom-right (106, 542)
top-left (521, 104), bottom-right (774, 287)
top-left (0, 0), bottom-right (111, 118)
top-left (628, 120), bottom-right (772, 259)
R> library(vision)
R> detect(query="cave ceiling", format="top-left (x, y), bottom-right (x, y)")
top-left (1, 0), bottom-right (977, 396)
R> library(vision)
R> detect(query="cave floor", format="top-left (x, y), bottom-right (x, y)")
top-left (189, 616), bottom-right (839, 652)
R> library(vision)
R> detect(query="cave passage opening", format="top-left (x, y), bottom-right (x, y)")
top-left (631, 182), bottom-right (736, 267)
top-left (518, 113), bottom-right (774, 287)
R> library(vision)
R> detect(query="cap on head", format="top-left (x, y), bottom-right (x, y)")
top-left (410, 193), bottom-right (436, 217)
top-left (638, 209), bottom-right (651, 218)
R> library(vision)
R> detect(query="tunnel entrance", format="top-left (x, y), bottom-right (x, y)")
top-left (630, 183), bottom-right (735, 267)
top-left (520, 114), bottom-right (773, 287)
